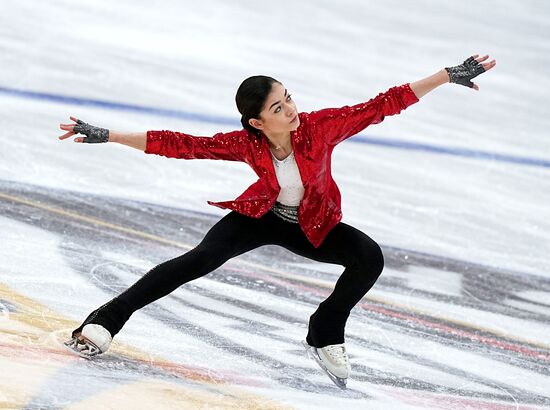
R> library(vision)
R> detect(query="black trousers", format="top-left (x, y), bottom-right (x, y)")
top-left (73, 210), bottom-right (384, 348)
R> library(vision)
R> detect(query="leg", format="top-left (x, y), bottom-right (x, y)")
top-left (72, 211), bottom-right (276, 338)
top-left (280, 222), bottom-right (384, 348)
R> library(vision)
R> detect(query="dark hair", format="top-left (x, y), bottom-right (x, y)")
top-left (235, 75), bottom-right (281, 137)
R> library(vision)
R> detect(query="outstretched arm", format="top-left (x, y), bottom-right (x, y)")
top-left (109, 131), bottom-right (147, 151)
top-left (410, 54), bottom-right (496, 98)
top-left (307, 53), bottom-right (496, 146)
top-left (409, 69), bottom-right (449, 99)
top-left (59, 117), bottom-right (147, 150)
top-left (58, 117), bottom-right (249, 162)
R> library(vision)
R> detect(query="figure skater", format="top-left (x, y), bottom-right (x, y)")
top-left (58, 54), bottom-right (496, 389)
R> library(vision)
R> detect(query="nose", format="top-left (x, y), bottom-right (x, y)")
top-left (284, 103), bottom-right (295, 116)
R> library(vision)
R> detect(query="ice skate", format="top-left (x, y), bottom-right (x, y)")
top-left (63, 324), bottom-right (112, 359)
top-left (302, 340), bottom-right (350, 389)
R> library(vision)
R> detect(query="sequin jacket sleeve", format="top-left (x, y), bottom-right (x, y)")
top-left (144, 129), bottom-right (250, 162)
top-left (308, 83), bottom-right (419, 146)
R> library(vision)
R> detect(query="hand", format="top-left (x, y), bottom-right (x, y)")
top-left (445, 54), bottom-right (496, 91)
top-left (58, 116), bottom-right (110, 143)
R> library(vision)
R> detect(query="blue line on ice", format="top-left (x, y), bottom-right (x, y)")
top-left (2, 85), bottom-right (549, 169)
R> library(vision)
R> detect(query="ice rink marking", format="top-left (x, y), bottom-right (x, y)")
top-left (1, 189), bottom-right (549, 356)
top-left (0, 282), bottom-right (287, 408)
top-left (1, 86), bottom-right (549, 168)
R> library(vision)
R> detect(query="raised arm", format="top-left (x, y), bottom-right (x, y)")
top-left (410, 54), bottom-right (496, 98)
top-left (307, 53), bottom-right (496, 146)
top-left (307, 83), bottom-right (420, 146)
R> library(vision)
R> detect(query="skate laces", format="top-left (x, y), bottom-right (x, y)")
top-left (323, 344), bottom-right (348, 366)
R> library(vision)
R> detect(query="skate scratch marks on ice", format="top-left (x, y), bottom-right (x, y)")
top-left (227, 265), bottom-right (550, 362)
top-left (0, 282), bottom-right (292, 410)
top-left (1, 190), bottom-right (549, 355)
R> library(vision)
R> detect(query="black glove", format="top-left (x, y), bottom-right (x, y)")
top-left (445, 56), bottom-right (486, 88)
top-left (73, 119), bottom-right (110, 143)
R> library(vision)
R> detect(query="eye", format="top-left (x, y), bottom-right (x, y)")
top-left (273, 94), bottom-right (292, 114)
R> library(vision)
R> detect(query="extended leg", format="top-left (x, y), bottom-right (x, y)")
top-left (71, 211), bottom-right (275, 339)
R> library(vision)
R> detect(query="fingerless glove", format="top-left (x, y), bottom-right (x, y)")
top-left (73, 120), bottom-right (110, 143)
top-left (445, 56), bottom-right (486, 88)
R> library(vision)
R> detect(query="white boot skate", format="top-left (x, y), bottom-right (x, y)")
top-left (64, 324), bottom-right (112, 359)
top-left (302, 340), bottom-right (351, 389)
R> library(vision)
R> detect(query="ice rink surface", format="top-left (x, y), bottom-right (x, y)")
top-left (1, 1), bottom-right (549, 409)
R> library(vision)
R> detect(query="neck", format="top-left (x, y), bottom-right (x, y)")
top-left (264, 130), bottom-right (292, 151)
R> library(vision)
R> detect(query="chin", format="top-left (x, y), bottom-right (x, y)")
top-left (290, 119), bottom-right (301, 131)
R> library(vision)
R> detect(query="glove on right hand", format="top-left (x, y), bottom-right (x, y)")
top-left (72, 119), bottom-right (110, 143)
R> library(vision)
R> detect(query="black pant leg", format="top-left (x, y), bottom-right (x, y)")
top-left (277, 221), bottom-right (385, 347)
top-left (72, 211), bottom-right (277, 338)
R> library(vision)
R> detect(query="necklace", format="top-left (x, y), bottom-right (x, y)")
top-left (265, 131), bottom-right (292, 151)
top-left (271, 141), bottom-right (291, 151)
top-left (267, 134), bottom-right (292, 156)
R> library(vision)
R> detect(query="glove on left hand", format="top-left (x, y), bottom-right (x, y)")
top-left (445, 56), bottom-right (486, 88)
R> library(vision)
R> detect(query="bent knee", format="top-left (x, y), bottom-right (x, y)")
top-left (353, 240), bottom-right (384, 278)
top-left (370, 242), bottom-right (385, 275)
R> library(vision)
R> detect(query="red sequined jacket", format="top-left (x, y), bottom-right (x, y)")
top-left (145, 83), bottom-right (419, 248)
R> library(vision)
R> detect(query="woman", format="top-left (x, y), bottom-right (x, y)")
top-left (58, 54), bottom-right (496, 389)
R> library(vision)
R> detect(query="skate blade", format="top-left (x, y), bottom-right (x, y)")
top-left (63, 336), bottom-right (102, 359)
top-left (301, 340), bottom-right (347, 390)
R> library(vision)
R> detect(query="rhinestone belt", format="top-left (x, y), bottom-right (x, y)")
top-left (270, 202), bottom-right (299, 223)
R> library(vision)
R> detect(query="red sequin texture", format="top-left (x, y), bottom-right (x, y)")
top-left (145, 83), bottom-right (419, 248)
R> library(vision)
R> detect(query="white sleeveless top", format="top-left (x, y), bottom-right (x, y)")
top-left (270, 150), bottom-right (305, 206)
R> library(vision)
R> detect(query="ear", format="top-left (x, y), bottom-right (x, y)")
top-left (248, 118), bottom-right (263, 131)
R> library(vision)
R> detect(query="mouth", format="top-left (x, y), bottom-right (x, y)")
top-left (290, 114), bottom-right (298, 124)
